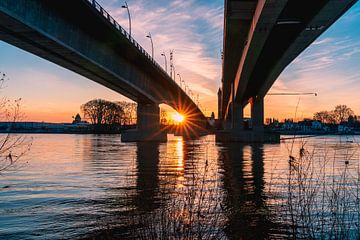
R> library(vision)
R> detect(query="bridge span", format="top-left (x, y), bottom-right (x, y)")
top-left (0, 0), bottom-right (206, 142)
top-left (218, 0), bottom-right (357, 142)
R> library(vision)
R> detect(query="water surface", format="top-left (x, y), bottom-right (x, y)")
top-left (0, 134), bottom-right (359, 239)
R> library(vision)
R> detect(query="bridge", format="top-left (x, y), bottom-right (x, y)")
top-left (218, 0), bottom-right (357, 142)
top-left (0, 0), bottom-right (206, 142)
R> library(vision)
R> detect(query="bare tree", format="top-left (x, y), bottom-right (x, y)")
top-left (0, 72), bottom-right (32, 174)
top-left (333, 105), bottom-right (354, 123)
top-left (81, 99), bottom-right (123, 125)
top-left (117, 101), bottom-right (137, 125)
top-left (313, 111), bottom-right (336, 124)
top-left (314, 105), bottom-right (354, 124)
top-left (103, 102), bottom-right (123, 125)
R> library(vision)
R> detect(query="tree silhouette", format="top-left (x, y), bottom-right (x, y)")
top-left (314, 105), bottom-right (354, 124)
top-left (313, 111), bottom-right (335, 124)
top-left (81, 99), bottom-right (123, 125)
top-left (333, 105), bottom-right (354, 123)
top-left (116, 101), bottom-right (137, 125)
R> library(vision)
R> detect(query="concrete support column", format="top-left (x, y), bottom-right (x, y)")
top-left (251, 97), bottom-right (264, 132)
top-left (137, 103), bottom-right (160, 131)
top-left (216, 97), bottom-right (279, 143)
top-left (217, 88), bottom-right (222, 121)
top-left (223, 119), bottom-right (232, 130)
top-left (121, 103), bottom-right (166, 142)
top-left (232, 101), bottom-right (244, 131)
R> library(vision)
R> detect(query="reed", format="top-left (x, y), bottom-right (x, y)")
top-left (278, 137), bottom-right (360, 239)
top-left (128, 140), bottom-right (226, 239)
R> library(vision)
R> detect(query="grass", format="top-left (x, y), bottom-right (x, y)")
top-left (127, 140), bottom-right (227, 239)
top-left (278, 137), bottom-right (360, 239)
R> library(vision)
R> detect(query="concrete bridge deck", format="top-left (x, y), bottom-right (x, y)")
top-left (218, 0), bottom-right (357, 142)
top-left (0, 0), bottom-right (206, 141)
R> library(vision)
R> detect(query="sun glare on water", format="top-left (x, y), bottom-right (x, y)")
top-left (172, 113), bottom-right (185, 123)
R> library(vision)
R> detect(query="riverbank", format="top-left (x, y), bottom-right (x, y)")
top-left (0, 121), bottom-right (136, 134)
top-left (273, 130), bottom-right (360, 135)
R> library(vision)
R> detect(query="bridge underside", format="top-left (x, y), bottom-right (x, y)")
top-left (0, 0), bottom-right (206, 142)
top-left (218, 0), bottom-right (357, 142)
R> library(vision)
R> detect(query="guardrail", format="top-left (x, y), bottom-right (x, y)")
top-left (85, 0), bottom-right (172, 81)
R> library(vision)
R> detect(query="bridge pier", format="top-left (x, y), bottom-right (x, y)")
top-left (250, 97), bottom-right (264, 132)
top-left (216, 98), bottom-right (279, 143)
top-left (121, 103), bottom-right (167, 142)
top-left (232, 102), bottom-right (244, 130)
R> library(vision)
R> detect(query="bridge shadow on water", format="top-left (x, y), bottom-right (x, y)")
top-left (133, 142), bottom-right (160, 213)
top-left (82, 137), bottom-right (287, 239)
top-left (217, 143), bottom-right (287, 239)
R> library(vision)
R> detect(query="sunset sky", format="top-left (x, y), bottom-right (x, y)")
top-left (0, 0), bottom-right (359, 122)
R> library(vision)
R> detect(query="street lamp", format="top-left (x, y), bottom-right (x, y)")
top-left (121, 2), bottom-right (131, 37)
top-left (146, 32), bottom-right (154, 59)
top-left (177, 73), bottom-right (182, 87)
top-left (189, 89), bottom-right (193, 100)
top-left (161, 52), bottom-right (167, 73)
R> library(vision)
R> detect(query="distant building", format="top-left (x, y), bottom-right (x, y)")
top-left (311, 120), bottom-right (322, 130)
top-left (338, 123), bottom-right (352, 133)
top-left (72, 113), bottom-right (82, 124)
top-left (0, 121), bottom-right (90, 133)
top-left (282, 121), bottom-right (296, 130)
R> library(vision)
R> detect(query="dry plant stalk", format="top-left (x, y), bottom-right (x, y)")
top-left (0, 72), bottom-right (32, 175)
top-left (129, 141), bottom-right (226, 240)
top-left (280, 137), bottom-right (360, 239)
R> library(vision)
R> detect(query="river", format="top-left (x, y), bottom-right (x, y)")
top-left (0, 134), bottom-right (359, 239)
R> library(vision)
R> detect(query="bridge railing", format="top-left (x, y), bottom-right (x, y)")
top-left (85, 0), bottom-right (176, 86)
top-left (84, 0), bottom-right (204, 114)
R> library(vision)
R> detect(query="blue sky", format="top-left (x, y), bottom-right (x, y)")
top-left (0, 0), bottom-right (359, 122)
top-left (268, 2), bottom-right (360, 119)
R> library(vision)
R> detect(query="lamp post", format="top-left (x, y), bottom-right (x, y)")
top-left (146, 32), bottom-right (154, 59)
top-left (161, 52), bottom-right (167, 73)
top-left (177, 73), bottom-right (182, 87)
top-left (189, 89), bottom-right (193, 100)
top-left (121, 2), bottom-right (131, 37)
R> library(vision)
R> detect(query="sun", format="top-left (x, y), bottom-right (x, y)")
top-left (172, 112), bottom-right (185, 123)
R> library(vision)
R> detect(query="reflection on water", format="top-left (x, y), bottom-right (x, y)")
top-left (134, 142), bottom-right (160, 212)
top-left (0, 134), bottom-right (359, 239)
top-left (218, 144), bottom-right (288, 239)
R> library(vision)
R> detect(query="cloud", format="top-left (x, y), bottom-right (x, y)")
top-left (97, 0), bottom-right (224, 107)
top-left (312, 37), bottom-right (334, 46)
top-left (287, 36), bottom-right (360, 76)
top-left (2, 0), bottom-right (358, 121)
top-left (267, 17), bottom-right (360, 120)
